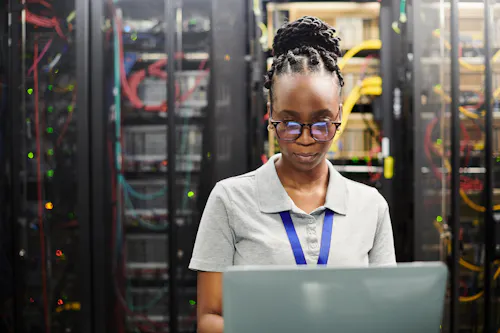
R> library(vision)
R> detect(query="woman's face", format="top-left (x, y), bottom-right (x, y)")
top-left (269, 74), bottom-right (342, 172)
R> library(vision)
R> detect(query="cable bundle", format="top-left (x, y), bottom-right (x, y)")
top-left (26, 10), bottom-right (66, 39)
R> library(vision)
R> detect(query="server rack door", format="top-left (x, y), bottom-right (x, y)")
top-left (99, 0), bottom-right (208, 331)
top-left (413, 1), bottom-right (500, 332)
top-left (5, 0), bottom-right (93, 332)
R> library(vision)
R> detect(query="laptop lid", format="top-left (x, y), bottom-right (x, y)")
top-left (223, 262), bottom-right (448, 333)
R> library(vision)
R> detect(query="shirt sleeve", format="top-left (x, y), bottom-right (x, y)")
top-left (369, 194), bottom-right (397, 266)
top-left (189, 182), bottom-right (235, 272)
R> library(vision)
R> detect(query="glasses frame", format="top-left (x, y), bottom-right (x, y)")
top-left (269, 119), bottom-right (342, 142)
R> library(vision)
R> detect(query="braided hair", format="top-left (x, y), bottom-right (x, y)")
top-left (264, 16), bottom-right (344, 101)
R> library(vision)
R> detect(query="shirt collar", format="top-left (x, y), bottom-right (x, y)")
top-left (255, 154), bottom-right (348, 215)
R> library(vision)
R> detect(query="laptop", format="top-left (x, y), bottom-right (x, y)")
top-left (223, 262), bottom-right (448, 333)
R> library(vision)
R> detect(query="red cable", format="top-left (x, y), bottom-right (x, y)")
top-left (27, 0), bottom-right (52, 8)
top-left (56, 92), bottom-right (76, 147)
top-left (34, 41), bottom-right (51, 333)
top-left (116, 14), bottom-right (208, 112)
top-left (26, 10), bottom-right (66, 39)
top-left (424, 117), bottom-right (481, 189)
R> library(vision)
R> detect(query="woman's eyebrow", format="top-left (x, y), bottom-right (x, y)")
top-left (278, 109), bottom-right (334, 116)
top-left (311, 109), bottom-right (334, 116)
top-left (277, 109), bottom-right (300, 116)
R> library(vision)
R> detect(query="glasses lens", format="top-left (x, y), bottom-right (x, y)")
top-left (311, 122), bottom-right (335, 141)
top-left (277, 121), bottom-right (301, 141)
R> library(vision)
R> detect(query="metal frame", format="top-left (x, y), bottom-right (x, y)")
top-left (483, 0), bottom-right (494, 330)
top-left (89, 0), bottom-right (111, 332)
top-left (379, 0), bottom-right (394, 222)
top-left (76, 0), bottom-right (94, 331)
top-left (449, 0), bottom-right (460, 331)
top-left (411, 0), bottom-right (425, 264)
top-left (7, 1), bottom-right (23, 331)
top-left (165, 0), bottom-right (178, 331)
top-left (380, 0), bottom-right (415, 263)
top-left (248, 0), bottom-right (266, 169)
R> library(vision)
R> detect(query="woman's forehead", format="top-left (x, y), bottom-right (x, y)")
top-left (273, 74), bottom-right (340, 112)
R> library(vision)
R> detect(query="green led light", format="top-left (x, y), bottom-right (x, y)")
top-left (67, 105), bottom-right (74, 112)
top-left (27, 88), bottom-right (33, 95)
top-left (207, 152), bottom-right (211, 158)
top-left (54, 69), bottom-right (59, 74)
top-left (47, 149), bottom-right (54, 156)
top-left (188, 191), bottom-right (195, 198)
top-left (28, 152), bottom-right (34, 159)
top-left (352, 157), bottom-right (359, 163)
top-left (437, 216), bottom-right (443, 222)
top-left (496, 156), bottom-right (500, 163)
top-left (436, 139), bottom-right (442, 145)
top-left (48, 106), bottom-right (54, 112)
top-left (48, 85), bottom-right (53, 91)
top-left (47, 127), bottom-right (54, 134)
top-left (131, 33), bottom-right (138, 41)
top-left (364, 156), bottom-right (370, 162)
top-left (189, 300), bottom-right (196, 306)
top-left (68, 84), bottom-right (74, 91)
top-left (47, 170), bottom-right (54, 177)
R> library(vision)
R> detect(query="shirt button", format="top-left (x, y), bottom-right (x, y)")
top-left (310, 241), bottom-right (318, 250)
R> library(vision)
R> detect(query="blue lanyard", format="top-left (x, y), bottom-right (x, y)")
top-left (279, 209), bottom-right (334, 265)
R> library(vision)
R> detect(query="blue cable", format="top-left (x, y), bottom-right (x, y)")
top-left (123, 191), bottom-right (168, 231)
top-left (120, 175), bottom-right (167, 200)
top-left (113, 15), bottom-right (123, 259)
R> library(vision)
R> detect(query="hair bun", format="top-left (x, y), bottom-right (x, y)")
top-left (272, 16), bottom-right (341, 58)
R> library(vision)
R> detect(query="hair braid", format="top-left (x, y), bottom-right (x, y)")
top-left (264, 16), bottom-right (344, 94)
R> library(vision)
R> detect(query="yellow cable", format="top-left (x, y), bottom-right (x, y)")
top-left (432, 29), bottom-right (500, 72)
top-left (432, 85), bottom-right (481, 119)
top-left (433, 219), bottom-right (496, 272)
top-left (432, 29), bottom-right (500, 100)
top-left (334, 85), bottom-right (361, 143)
top-left (338, 39), bottom-right (382, 71)
top-left (361, 76), bottom-right (382, 87)
top-left (332, 40), bottom-right (382, 143)
top-left (257, 22), bottom-right (268, 47)
top-left (459, 267), bottom-right (500, 302)
top-left (333, 76), bottom-right (382, 144)
top-left (434, 147), bottom-right (500, 212)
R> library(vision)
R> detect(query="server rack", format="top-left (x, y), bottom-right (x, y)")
top-left (3, 0), bottom-right (251, 332)
top-left (409, 0), bottom-right (500, 332)
top-left (3, 0), bottom-right (94, 332)
top-left (90, 0), bottom-right (250, 332)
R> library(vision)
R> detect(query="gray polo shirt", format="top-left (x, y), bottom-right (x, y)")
top-left (189, 154), bottom-right (396, 271)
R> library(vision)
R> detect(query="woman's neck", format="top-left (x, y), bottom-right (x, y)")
top-left (275, 156), bottom-right (329, 192)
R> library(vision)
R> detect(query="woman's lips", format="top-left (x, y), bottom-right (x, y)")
top-left (293, 153), bottom-right (318, 163)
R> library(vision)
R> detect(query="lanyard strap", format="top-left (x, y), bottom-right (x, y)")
top-left (279, 209), bottom-right (334, 265)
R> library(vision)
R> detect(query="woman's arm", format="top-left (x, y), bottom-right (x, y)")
top-left (197, 272), bottom-right (224, 333)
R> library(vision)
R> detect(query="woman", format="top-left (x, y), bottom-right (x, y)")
top-left (189, 16), bottom-right (396, 333)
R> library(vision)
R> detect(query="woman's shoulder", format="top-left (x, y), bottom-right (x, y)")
top-left (214, 169), bottom-right (258, 197)
top-left (342, 176), bottom-right (388, 207)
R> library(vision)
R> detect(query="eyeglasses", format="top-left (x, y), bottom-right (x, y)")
top-left (269, 119), bottom-right (341, 142)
